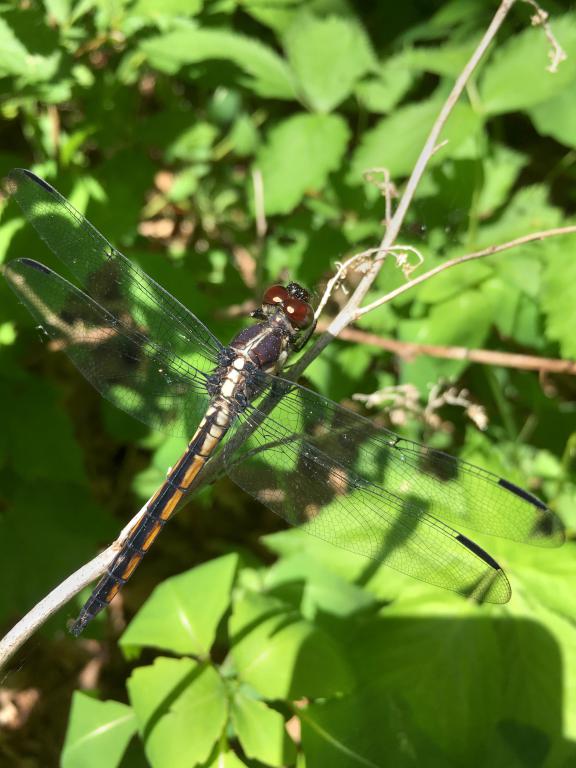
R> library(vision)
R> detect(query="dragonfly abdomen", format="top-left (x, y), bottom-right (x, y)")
top-left (69, 400), bottom-right (235, 636)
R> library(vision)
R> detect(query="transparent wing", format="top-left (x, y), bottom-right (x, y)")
top-left (5, 168), bottom-right (222, 364)
top-left (4, 258), bottom-right (213, 437)
top-left (223, 372), bottom-right (564, 603)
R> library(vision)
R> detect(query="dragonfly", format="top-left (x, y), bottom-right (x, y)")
top-left (2, 169), bottom-right (564, 636)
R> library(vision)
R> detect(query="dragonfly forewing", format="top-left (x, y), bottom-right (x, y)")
top-left (5, 169), bottom-right (222, 366)
top-left (3, 258), bottom-right (214, 437)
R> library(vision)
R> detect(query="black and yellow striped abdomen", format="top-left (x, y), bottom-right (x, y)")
top-left (69, 402), bottom-right (232, 636)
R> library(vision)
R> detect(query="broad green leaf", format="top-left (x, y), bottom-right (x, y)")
top-left (231, 691), bottom-right (296, 765)
top-left (262, 529), bottom-right (375, 582)
top-left (492, 253), bottom-right (541, 298)
top-left (0, 18), bottom-right (37, 77)
top-left (241, 0), bottom-right (299, 33)
top-left (61, 693), bottom-right (137, 768)
top-left (541, 236), bottom-right (576, 358)
top-left (346, 601), bottom-right (565, 759)
top-left (132, 0), bottom-right (203, 19)
top-left (141, 27), bottom-right (296, 99)
top-left (399, 288), bottom-right (499, 385)
top-left (476, 144), bottom-right (527, 218)
top-left (0, 36), bottom-right (59, 84)
top-left (473, 185), bottom-right (562, 249)
top-left (529, 84), bottom-right (576, 148)
top-left (416, 257), bottom-right (493, 304)
top-left (506, 540), bottom-right (576, 624)
top-left (206, 750), bottom-right (248, 768)
top-left (480, 15), bottom-right (576, 115)
top-left (230, 591), bottom-right (353, 698)
top-left (283, 12), bottom-right (375, 112)
top-left (300, 684), bottom-right (447, 767)
top-left (354, 55), bottom-right (415, 114)
top-left (45, 0), bottom-right (72, 24)
top-left (165, 122), bottom-right (218, 163)
top-left (350, 99), bottom-right (482, 180)
top-left (265, 554), bottom-right (377, 619)
top-left (128, 657), bottom-right (228, 768)
top-left (399, 39), bottom-right (477, 77)
top-left (120, 553), bottom-right (238, 656)
top-left (256, 113), bottom-right (349, 214)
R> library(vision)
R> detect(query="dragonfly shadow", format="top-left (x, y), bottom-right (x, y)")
top-left (339, 613), bottom-right (568, 765)
top-left (355, 493), bottom-right (427, 588)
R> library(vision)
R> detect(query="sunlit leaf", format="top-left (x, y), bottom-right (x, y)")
top-left (128, 657), bottom-right (228, 768)
top-left (256, 113), bottom-right (349, 214)
top-left (529, 85), bottom-right (576, 149)
top-left (230, 591), bottom-right (353, 699)
top-left (61, 693), bottom-right (137, 768)
top-left (231, 691), bottom-right (296, 765)
top-left (300, 684), bottom-right (447, 767)
top-left (283, 12), bottom-right (375, 112)
top-left (120, 553), bottom-right (238, 656)
top-left (480, 15), bottom-right (576, 115)
top-left (541, 236), bottom-right (576, 358)
top-left (351, 99), bottom-right (482, 180)
top-left (141, 26), bottom-right (296, 99)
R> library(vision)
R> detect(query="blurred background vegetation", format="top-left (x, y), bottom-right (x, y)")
top-left (0, 1), bottom-right (575, 766)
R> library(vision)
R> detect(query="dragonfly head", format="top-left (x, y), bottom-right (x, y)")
top-left (255, 283), bottom-right (315, 335)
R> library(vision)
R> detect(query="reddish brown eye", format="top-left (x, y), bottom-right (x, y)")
top-left (263, 285), bottom-right (289, 305)
top-left (284, 299), bottom-right (314, 329)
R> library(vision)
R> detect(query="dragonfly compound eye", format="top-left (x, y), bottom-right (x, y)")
top-left (283, 298), bottom-right (315, 329)
top-left (262, 285), bottom-right (289, 306)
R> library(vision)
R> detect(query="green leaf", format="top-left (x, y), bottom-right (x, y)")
top-left (262, 528), bottom-right (372, 583)
top-left (480, 15), bottom-right (576, 115)
top-left (0, 374), bottom-right (86, 483)
top-left (300, 685), bottom-right (446, 767)
top-left (0, 18), bottom-right (37, 76)
top-left (206, 749), bottom-right (248, 768)
top-left (473, 185), bottom-right (562, 249)
top-left (476, 144), bottom-right (527, 218)
top-left (61, 693), bottom-right (137, 768)
top-left (283, 12), bottom-right (375, 112)
top-left (346, 598), bottom-right (566, 758)
top-left (230, 591), bottom-right (353, 699)
top-left (399, 38), bottom-right (478, 77)
top-left (120, 553), bottom-right (238, 656)
top-left (354, 55), bottom-right (415, 114)
top-left (132, 436), bottom-right (189, 499)
top-left (241, 0), bottom-right (299, 34)
top-left (399, 288), bottom-right (500, 385)
top-left (257, 113), bottom-right (349, 214)
top-left (128, 657), bottom-right (228, 768)
top-left (141, 27), bottom-right (296, 99)
top-left (0, 18), bottom-right (59, 81)
top-left (351, 99), bottom-right (482, 180)
top-left (265, 554), bottom-right (377, 619)
top-left (0, 480), bottom-right (114, 621)
top-left (231, 691), bottom-right (296, 765)
top-left (541, 236), bottom-right (576, 358)
top-left (416, 257), bottom-right (493, 305)
top-left (529, 84), bottom-right (576, 148)
top-left (131, 0), bottom-right (203, 20)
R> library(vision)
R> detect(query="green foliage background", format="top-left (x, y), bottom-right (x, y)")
top-left (0, 1), bottom-right (575, 766)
